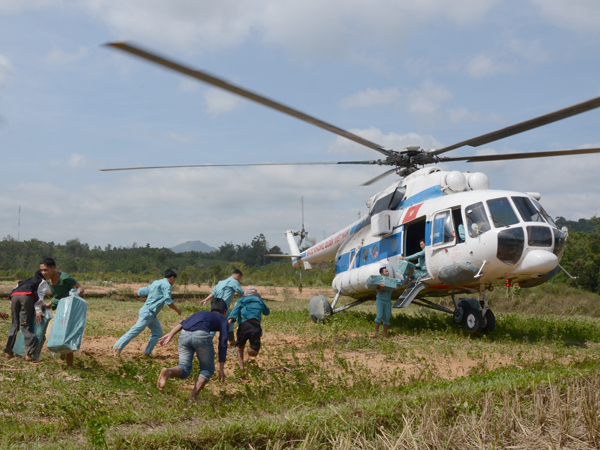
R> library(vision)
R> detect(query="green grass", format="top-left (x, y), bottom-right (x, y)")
top-left (1, 284), bottom-right (600, 448)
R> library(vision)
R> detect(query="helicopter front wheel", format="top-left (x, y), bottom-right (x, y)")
top-left (481, 309), bottom-right (496, 333)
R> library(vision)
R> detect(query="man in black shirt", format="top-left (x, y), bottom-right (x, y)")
top-left (156, 298), bottom-right (229, 401)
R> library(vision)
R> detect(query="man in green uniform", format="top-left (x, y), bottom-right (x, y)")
top-left (40, 257), bottom-right (84, 367)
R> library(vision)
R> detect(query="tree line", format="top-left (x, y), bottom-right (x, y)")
top-left (0, 234), bottom-right (333, 288)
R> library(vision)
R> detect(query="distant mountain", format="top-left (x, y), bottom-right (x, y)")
top-left (171, 240), bottom-right (217, 253)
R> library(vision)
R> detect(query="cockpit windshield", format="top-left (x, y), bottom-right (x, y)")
top-left (531, 199), bottom-right (557, 228)
top-left (487, 198), bottom-right (520, 228)
top-left (512, 197), bottom-right (545, 223)
top-left (465, 202), bottom-right (491, 237)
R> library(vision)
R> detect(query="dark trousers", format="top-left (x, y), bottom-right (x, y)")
top-left (4, 295), bottom-right (37, 356)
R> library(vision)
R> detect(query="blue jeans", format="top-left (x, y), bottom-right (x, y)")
top-left (113, 309), bottom-right (163, 354)
top-left (375, 298), bottom-right (392, 326)
top-left (178, 330), bottom-right (215, 381)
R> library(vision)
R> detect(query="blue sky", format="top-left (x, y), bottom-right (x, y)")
top-left (1, 0), bottom-right (599, 251)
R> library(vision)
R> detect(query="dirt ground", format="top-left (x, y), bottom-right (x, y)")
top-left (35, 324), bottom-right (528, 388)
top-left (2, 281), bottom-right (572, 389)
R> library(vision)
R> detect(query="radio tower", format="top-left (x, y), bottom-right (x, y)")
top-left (18, 205), bottom-right (20, 241)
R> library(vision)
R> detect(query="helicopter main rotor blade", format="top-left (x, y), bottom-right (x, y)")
top-left (99, 160), bottom-right (380, 172)
top-left (105, 41), bottom-right (393, 158)
top-left (361, 168), bottom-right (398, 186)
top-left (439, 147), bottom-right (600, 163)
top-left (431, 96), bottom-right (600, 156)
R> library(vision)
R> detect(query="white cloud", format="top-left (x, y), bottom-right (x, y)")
top-left (340, 88), bottom-right (401, 109)
top-left (408, 80), bottom-right (452, 119)
top-left (260, 0), bottom-right (499, 59)
top-left (204, 88), bottom-right (240, 117)
top-left (0, 0), bottom-right (61, 14)
top-left (328, 127), bottom-right (442, 157)
top-left (531, 0), bottom-right (600, 34)
top-left (0, 54), bottom-right (14, 89)
top-left (68, 0), bottom-right (499, 60)
top-left (169, 132), bottom-right (193, 144)
top-left (509, 39), bottom-right (552, 65)
top-left (466, 53), bottom-right (510, 79)
top-left (448, 107), bottom-right (480, 124)
top-left (0, 165), bottom-right (386, 249)
top-left (80, 0), bottom-right (258, 52)
top-left (44, 46), bottom-right (88, 65)
top-left (68, 153), bottom-right (86, 169)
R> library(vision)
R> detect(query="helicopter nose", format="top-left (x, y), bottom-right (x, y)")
top-left (512, 250), bottom-right (559, 276)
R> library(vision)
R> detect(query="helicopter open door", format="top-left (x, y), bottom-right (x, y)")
top-left (403, 217), bottom-right (427, 257)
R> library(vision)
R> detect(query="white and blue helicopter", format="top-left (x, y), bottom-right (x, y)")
top-left (104, 42), bottom-right (600, 333)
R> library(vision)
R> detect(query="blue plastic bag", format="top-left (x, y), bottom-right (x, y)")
top-left (47, 290), bottom-right (88, 354)
top-left (13, 308), bottom-right (53, 359)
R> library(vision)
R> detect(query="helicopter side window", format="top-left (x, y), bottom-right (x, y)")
top-left (432, 210), bottom-right (455, 247)
top-left (487, 198), bottom-right (519, 228)
top-left (465, 202), bottom-right (491, 237)
top-left (512, 197), bottom-right (545, 223)
top-left (531, 199), bottom-right (557, 228)
top-left (388, 187), bottom-right (406, 210)
top-left (370, 192), bottom-right (393, 216)
top-left (369, 187), bottom-right (406, 216)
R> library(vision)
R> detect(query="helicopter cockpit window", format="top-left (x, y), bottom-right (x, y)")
top-left (370, 192), bottom-right (393, 216)
top-left (388, 187), bottom-right (406, 211)
top-left (487, 198), bottom-right (520, 228)
top-left (465, 202), bottom-right (491, 237)
top-left (531, 199), bottom-right (557, 228)
top-left (527, 226), bottom-right (552, 247)
top-left (512, 197), bottom-right (545, 223)
top-left (432, 210), bottom-right (455, 246)
top-left (369, 187), bottom-right (406, 216)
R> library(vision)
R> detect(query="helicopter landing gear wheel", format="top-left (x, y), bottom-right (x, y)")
top-left (463, 305), bottom-right (483, 333)
top-left (453, 306), bottom-right (464, 325)
top-left (481, 309), bottom-right (496, 333)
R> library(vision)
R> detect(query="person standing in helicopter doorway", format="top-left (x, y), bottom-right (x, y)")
top-left (40, 258), bottom-right (84, 367)
top-left (200, 269), bottom-right (244, 344)
top-left (113, 269), bottom-right (182, 357)
top-left (399, 239), bottom-right (428, 284)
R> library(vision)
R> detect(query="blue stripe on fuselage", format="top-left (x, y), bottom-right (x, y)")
top-left (396, 185), bottom-right (443, 210)
top-left (334, 230), bottom-right (403, 274)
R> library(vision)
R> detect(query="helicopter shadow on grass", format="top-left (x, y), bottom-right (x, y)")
top-left (329, 309), bottom-right (600, 347)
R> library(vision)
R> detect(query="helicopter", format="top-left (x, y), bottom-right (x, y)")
top-left (103, 41), bottom-right (600, 333)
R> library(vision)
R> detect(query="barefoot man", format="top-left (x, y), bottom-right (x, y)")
top-left (156, 298), bottom-right (229, 401)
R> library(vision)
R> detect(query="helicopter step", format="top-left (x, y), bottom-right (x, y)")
top-left (452, 296), bottom-right (495, 333)
top-left (392, 280), bottom-right (428, 308)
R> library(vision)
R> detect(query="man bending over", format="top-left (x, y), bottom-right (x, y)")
top-left (156, 298), bottom-right (229, 401)
top-left (228, 286), bottom-right (270, 371)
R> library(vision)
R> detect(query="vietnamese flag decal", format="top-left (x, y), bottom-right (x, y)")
top-left (402, 203), bottom-right (423, 224)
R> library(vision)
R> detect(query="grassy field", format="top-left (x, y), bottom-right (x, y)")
top-left (1, 283), bottom-right (600, 449)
